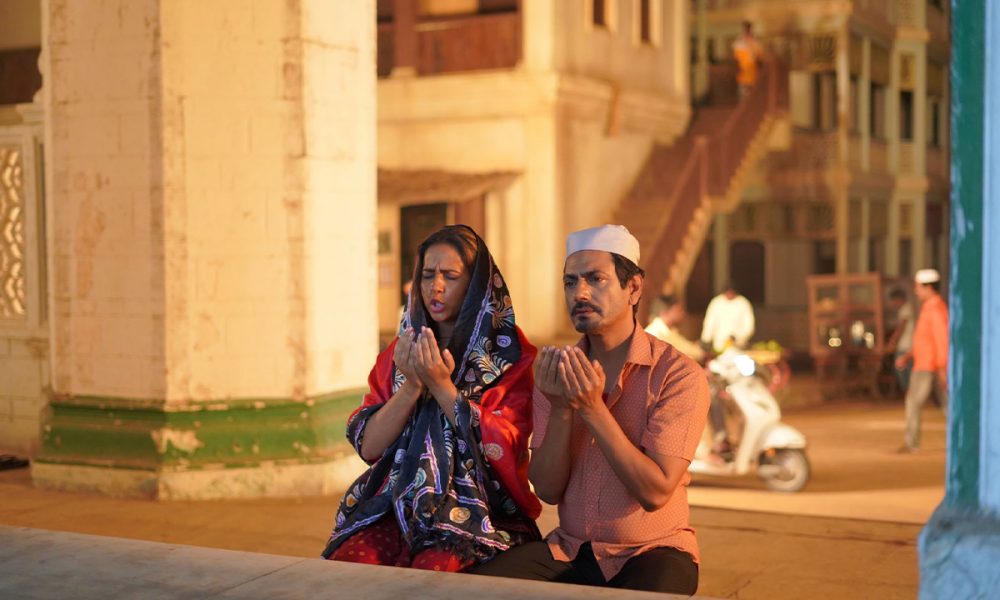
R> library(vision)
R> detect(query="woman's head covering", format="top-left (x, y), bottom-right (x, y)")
top-left (400, 224), bottom-right (521, 402)
top-left (325, 225), bottom-right (533, 562)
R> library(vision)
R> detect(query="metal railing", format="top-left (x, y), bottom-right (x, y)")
top-left (636, 58), bottom-right (788, 318)
top-left (377, 11), bottom-right (521, 77)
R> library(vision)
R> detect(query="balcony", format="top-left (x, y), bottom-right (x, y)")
top-left (765, 130), bottom-right (839, 171)
top-left (378, 10), bottom-right (521, 78)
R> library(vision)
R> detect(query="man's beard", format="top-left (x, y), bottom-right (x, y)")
top-left (571, 301), bottom-right (602, 332)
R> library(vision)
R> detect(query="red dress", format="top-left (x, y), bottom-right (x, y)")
top-left (327, 327), bottom-right (541, 571)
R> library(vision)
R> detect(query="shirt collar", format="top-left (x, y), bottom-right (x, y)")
top-left (576, 320), bottom-right (654, 367)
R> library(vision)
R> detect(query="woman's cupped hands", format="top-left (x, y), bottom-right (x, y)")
top-left (394, 327), bottom-right (457, 398)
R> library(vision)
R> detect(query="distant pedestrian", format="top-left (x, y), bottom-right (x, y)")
top-left (895, 269), bottom-right (948, 453)
top-left (700, 282), bottom-right (755, 353)
top-left (886, 287), bottom-right (915, 392)
top-left (732, 21), bottom-right (763, 97)
top-left (645, 294), bottom-right (705, 362)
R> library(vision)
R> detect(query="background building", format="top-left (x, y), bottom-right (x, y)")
top-left (686, 0), bottom-right (950, 353)
top-left (373, 0), bottom-right (692, 341)
top-left (0, 0), bottom-right (950, 495)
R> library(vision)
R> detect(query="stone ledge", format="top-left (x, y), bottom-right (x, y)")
top-left (919, 505), bottom-right (1000, 599)
top-left (0, 526), bottom-right (711, 599)
top-left (37, 389), bottom-right (366, 471)
top-left (32, 454), bottom-right (368, 500)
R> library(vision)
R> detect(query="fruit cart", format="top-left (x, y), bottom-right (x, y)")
top-left (806, 273), bottom-right (903, 400)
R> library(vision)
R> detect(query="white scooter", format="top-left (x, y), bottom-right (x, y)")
top-left (688, 349), bottom-right (811, 492)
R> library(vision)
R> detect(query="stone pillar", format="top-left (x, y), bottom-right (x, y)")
top-left (834, 26), bottom-right (850, 274)
top-left (0, 101), bottom-right (48, 455)
top-left (910, 39), bottom-right (928, 270)
top-left (33, 0), bottom-right (376, 499)
top-left (858, 198), bottom-right (870, 272)
top-left (860, 37), bottom-right (871, 171)
top-left (712, 213), bottom-right (728, 293)
top-left (693, 0), bottom-right (709, 101)
top-left (919, 1), bottom-right (1000, 595)
top-left (521, 0), bottom-right (555, 72)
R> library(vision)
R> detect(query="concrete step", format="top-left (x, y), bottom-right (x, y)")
top-left (0, 525), bottom-right (715, 600)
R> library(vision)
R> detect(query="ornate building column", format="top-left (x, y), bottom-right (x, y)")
top-left (33, 0), bottom-right (376, 499)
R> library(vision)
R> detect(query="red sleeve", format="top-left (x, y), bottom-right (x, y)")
top-left (346, 339), bottom-right (398, 462)
top-left (476, 327), bottom-right (542, 519)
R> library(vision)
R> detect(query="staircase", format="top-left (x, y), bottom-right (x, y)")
top-left (613, 59), bottom-right (789, 320)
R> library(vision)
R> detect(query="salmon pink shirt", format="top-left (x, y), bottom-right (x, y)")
top-left (531, 324), bottom-right (710, 580)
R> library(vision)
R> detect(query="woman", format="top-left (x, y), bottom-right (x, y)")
top-left (322, 225), bottom-right (541, 571)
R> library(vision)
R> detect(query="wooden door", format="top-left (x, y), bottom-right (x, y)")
top-left (400, 203), bottom-right (448, 284)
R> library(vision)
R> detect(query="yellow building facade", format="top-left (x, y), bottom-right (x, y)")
top-left (373, 0), bottom-right (693, 340)
top-left (690, 0), bottom-right (950, 351)
top-left (0, 0), bottom-right (950, 496)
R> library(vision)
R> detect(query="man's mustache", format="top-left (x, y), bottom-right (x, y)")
top-left (572, 301), bottom-right (602, 315)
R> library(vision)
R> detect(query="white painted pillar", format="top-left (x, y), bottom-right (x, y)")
top-left (35, 0), bottom-right (376, 498)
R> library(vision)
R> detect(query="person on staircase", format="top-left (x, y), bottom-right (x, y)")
top-left (732, 20), bottom-right (763, 98)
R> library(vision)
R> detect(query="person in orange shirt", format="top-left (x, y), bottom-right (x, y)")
top-left (473, 225), bottom-right (709, 594)
top-left (894, 269), bottom-right (949, 453)
top-left (732, 21), bottom-right (762, 97)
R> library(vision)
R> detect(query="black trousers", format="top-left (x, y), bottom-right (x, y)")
top-left (472, 541), bottom-right (699, 595)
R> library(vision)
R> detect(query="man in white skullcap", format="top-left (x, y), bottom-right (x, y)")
top-left (895, 268), bottom-right (949, 452)
top-left (474, 225), bottom-right (709, 595)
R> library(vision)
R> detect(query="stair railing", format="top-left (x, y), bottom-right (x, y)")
top-left (638, 58), bottom-right (787, 320)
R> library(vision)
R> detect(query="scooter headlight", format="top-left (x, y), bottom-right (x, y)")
top-left (734, 354), bottom-right (756, 377)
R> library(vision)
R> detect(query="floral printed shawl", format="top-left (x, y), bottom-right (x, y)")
top-left (322, 227), bottom-right (540, 562)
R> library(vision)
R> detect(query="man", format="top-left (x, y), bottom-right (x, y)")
top-left (700, 282), bottom-right (755, 353)
top-left (895, 269), bottom-right (949, 453)
top-left (645, 294), bottom-right (705, 362)
top-left (886, 287), bottom-right (915, 392)
top-left (474, 225), bottom-right (709, 594)
top-left (732, 20), bottom-right (763, 97)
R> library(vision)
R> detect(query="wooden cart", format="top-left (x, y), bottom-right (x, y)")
top-left (806, 273), bottom-right (906, 400)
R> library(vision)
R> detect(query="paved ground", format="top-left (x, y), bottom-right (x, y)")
top-left (689, 401), bottom-right (947, 524)
top-left (0, 400), bottom-right (945, 599)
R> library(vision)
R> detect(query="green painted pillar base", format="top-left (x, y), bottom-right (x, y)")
top-left (919, 506), bottom-right (1000, 598)
top-left (31, 390), bottom-right (368, 500)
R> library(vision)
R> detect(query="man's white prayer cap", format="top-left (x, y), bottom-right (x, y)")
top-left (566, 224), bottom-right (641, 266)
top-left (914, 268), bottom-right (941, 284)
